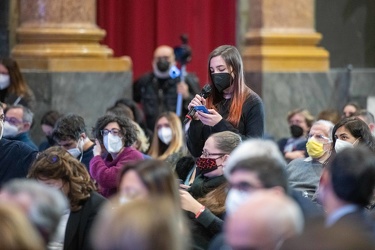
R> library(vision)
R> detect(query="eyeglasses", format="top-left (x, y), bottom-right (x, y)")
top-left (36, 152), bottom-right (60, 164)
top-left (307, 134), bottom-right (331, 142)
top-left (100, 128), bottom-right (121, 136)
top-left (4, 116), bottom-right (23, 126)
top-left (228, 181), bottom-right (262, 192)
top-left (201, 151), bottom-right (226, 158)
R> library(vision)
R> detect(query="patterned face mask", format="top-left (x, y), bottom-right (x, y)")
top-left (196, 157), bottom-right (219, 175)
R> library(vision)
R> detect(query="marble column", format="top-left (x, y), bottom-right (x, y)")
top-left (243, 0), bottom-right (329, 72)
top-left (11, 0), bottom-right (129, 71)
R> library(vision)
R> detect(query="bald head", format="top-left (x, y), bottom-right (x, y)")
top-left (225, 190), bottom-right (304, 250)
top-left (153, 45), bottom-right (175, 64)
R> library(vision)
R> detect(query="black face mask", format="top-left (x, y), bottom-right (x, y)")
top-left (211, 73), bottom-right (232, 93)
top-left (290, 125), bottom-right (304, 138)
top-left (156, 59), bottom-right (170, 72)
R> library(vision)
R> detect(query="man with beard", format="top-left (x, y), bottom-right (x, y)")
top-left (133, 45), bottom-right (200, 131)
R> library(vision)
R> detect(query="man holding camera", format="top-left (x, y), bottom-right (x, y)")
top-left (133, 45), bottom-right (200, 131)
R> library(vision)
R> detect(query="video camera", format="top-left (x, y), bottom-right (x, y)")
top-left (174, 34), bottom-right (192, 66)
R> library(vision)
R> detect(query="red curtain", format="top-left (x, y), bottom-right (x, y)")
top-left (97, 0), bottom-right (236, 85)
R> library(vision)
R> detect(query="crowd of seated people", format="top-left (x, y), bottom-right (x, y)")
top-left (1, 51), bottom-right (375, 250)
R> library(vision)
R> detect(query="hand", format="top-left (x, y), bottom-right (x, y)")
top-left (179, 189), bottom-right (203, 214)
top-left (93, 139), bottom-right (102, 156)
top-left (187, 94), bottom-right (206, 111)
top-left (0, 102), bottom-right (7, 110)
top-left (177, 81), bottom-right (190, 99)
top-left (197, 109), bottom-right (222, 127)
top-left (284, 150), bottom-right (305, 160)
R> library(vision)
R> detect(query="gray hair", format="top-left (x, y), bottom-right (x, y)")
top-left (224, 139), bottom-right (286, 179)
top-left (313, 119), bottom-right (335, 140)
top-left (7, 104), bottom-right (34, 124)
top-left (2, 179), bottom-right (68, 242)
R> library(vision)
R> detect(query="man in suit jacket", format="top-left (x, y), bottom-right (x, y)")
top-left (318, 146), bottom-right (375, 241)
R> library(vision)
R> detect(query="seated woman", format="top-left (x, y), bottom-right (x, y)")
top-left (117, 159), bottom-right (180, 207)
top-left (27, 146), bottom-right (107, 250)
top-left (148, 112), bottom-right (187, 170)
top-left (91, 159), bottom-right (189, 250)
top-left (180, 131), bottom-right (241, 249)
top-left (90, 115), bottom-right (144, 198)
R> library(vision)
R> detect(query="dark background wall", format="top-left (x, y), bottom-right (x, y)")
top-left (316, 0), bottom-right (375, 69)
top-left (0, 0), bottom-right (9, 57)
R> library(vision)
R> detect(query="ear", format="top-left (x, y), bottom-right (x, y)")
top-left (80, 133), bottom-right (86, 139)
top-left (221, 154), bottom-right (230, 167)
top-left (369, 123), bottom-right (375, 133)
top-left (22, 122), bottom-right (31, 131)
top-left (268, 186), bottom-right (285, 196)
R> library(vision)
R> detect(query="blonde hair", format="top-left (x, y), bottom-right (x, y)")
top-left (0, 204), bottom-right (44, 250)
top-left (131, 120), bottom-right (150, 153)
top-left (148, 112), bottom-right (185, 160)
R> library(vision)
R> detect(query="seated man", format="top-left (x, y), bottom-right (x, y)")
top-left (0, 103), bottom-right (37, 184)
top-left (3, 104), bottom-right (37, 150)
top-left (318, 146), bottom-right (375, 241)
top-left (285, 120), bottom-right (334, 199)
top-left (225, 190), bottom-right (304, 250)
top-left (52, 114), bottom-right (95, 170)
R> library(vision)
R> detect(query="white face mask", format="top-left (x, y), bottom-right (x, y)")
top-left (158, 127), bottom-right (173, 145)
top-left (67, 138), bottom-right (84, 159)
top-left (3, 121), bottom-right (19, 138)
top-left (225, 188), bottom-right (252, 215)
top-left (0, 74), bottom-right (10, 90)
top-left (104, 133), bottom-right (124, 154)
top-left (335, 138), bottom-right (356, 153)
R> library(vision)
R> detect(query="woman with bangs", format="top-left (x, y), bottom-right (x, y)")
top-left (148, 112), bottom-right (187, 169)
top-left (27, 146), bottom-right (106, 250)
top-left (186, 45), bottom-right (264, 157)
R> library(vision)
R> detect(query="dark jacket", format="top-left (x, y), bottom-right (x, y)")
top-left (5, 131), bottom-right (38, 150)
top-left (0, 138), bottom-right (37, 186)
top-left (64, 192), bottom-right (107, 250)
top-left (133, 72), bottom-right (200, 130)
top-left (187, 92), bottom-right (264, 157)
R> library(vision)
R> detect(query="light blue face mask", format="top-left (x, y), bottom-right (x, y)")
top-left (67, 138), bottom-right (83, 160)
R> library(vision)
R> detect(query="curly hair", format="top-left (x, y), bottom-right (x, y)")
top-left (27, 146), bottom-right (96, 212)
top-left (92, 115), bottom-right (137, 147)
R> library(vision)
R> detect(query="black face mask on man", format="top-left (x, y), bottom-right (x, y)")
top-left (156, 58), bottom-right (170, 72)
top-left (290, 125), bottom-right (304, 138)
top-left (211, 73), bottom-right (232, 93)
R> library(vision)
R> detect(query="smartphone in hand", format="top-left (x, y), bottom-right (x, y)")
top-left (194, 105), bottom-right (210, 114)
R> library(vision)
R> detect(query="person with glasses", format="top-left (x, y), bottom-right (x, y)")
top-left (27, 146), bottom-right (107, 250)
top-left (90, 115), bottom-right (143, 198)
top-left (0, 103), bottom-right (37, 185)
top-left (179, 131), bottom-right (241, 249)
top-left (2, 104), bottom-right (38, 150)
top-left (285, 120), bottom-right (334, 199)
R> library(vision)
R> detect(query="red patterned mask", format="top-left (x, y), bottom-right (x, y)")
top-left (196, 157), bottom-right (218, 174)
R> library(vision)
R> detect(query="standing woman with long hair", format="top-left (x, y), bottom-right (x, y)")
top-left (186, 45), bottom-right (264, 157)
top-left (0, 58), bottom-right (35, 110)
top-left (148, 112), bottom-right (186, 169)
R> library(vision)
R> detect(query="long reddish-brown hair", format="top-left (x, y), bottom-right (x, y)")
top-left (206, 45), bottom-right (251, 127)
